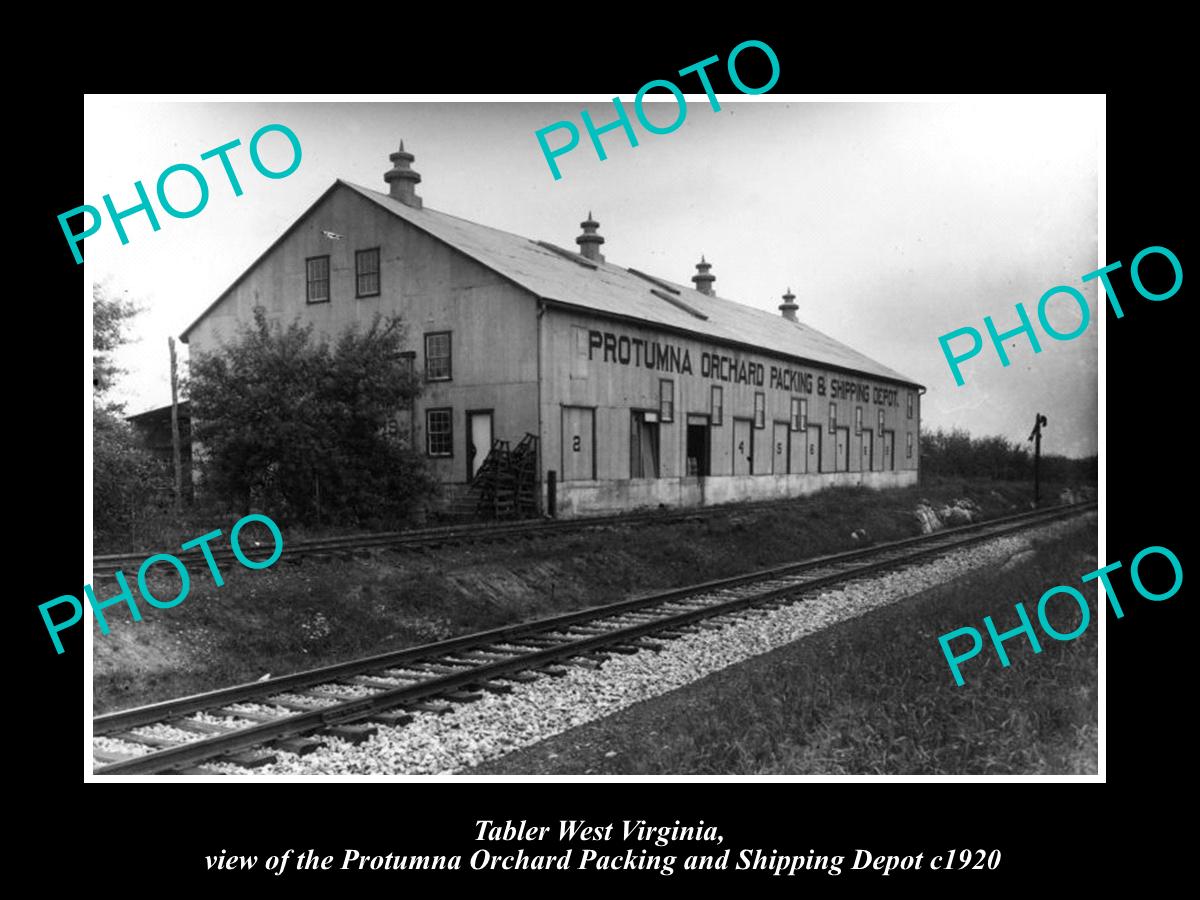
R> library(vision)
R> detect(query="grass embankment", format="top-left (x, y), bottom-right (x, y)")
top-left (472, 521), bottom-right (1099, 775)
top-left (93, 478), bottom-right (1086, 714)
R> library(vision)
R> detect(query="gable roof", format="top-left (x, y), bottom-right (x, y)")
top-left (342, 182), bottom-right (919, 387)
top-left (184, 178), bottom-right (920, 388)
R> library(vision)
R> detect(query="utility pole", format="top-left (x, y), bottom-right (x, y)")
top-left (169, 336), bottom-right (183, 513)
top-left (1028, 413), bottom-right (1048, 506)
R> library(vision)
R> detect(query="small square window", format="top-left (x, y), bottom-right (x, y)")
top-left (425, 408), bottom-right (453, 457)
top-left (306, 255), bottom-right (330, 304)
top-left (855, 405), bottom-right (863, 435)
top-left (829, 401), bottom-right (837, 434)
top-left (660, 379), bottom-right (674, 423)
top-left (355, 248), bottom-right (380, 298)
top-left (711, 385), bottom-right (723, 426)
top-left (425, 332), bottom-right (452, 381)
top-left (754, 392), bottom-right (766, 429)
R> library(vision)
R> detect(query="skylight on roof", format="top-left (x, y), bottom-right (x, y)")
top-left (649, 288), bottom-right (708, 320)
top-left (534, 240), bottom-right (598, 270)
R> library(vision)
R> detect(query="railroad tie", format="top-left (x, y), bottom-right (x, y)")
top-left (537, 666), bottom-right (569, 677)
top-left (115, 731), bottom-right (180, 749)
top-left (217, 750), bottom-right (278, 769)
top-left (404, 701), bottom-right (454, 714)
top-left (626, 639), bottom-right (666, 652)
top-left (293, 687), bottom-right (381, 703)
top-left (273, 737), bottom-right (324, 756)
top-left (470, 680), bottom-right (514, 694)
top-left (214, 707), bottom-right (282, 724)
top-left (496, 671), bottom-right (539, 684)
top-left (93, 749), bottom-right (138, 765)
top-left (442, 690), bottom-right (485, 704)
top-left (168, 717), bottom-right (232, 735)
top-left (565, 657), bottom-right (603, 670)
top-left (323, 724), bottom-right (377, 744)
top-left (348, 676), bottom-right (412, 690)
top-left (368, 710), bottom-right (414, 727)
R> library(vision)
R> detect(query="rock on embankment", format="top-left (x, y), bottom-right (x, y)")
top-left (913, 497), bottom-right (982, 534)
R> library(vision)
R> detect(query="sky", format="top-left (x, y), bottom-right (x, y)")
top-left (83, 96), bottom-right (1100, 457)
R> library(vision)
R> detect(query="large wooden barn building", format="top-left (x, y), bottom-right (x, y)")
top-left (181, 143), bottom-right (923, 518)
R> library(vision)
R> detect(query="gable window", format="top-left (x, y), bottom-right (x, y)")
top-left (855, 405), bottom-right (863, 435)
top-left (711, 385), bottom-right (723, 426)
top-left (425, 332), bottom-right (452, 381)
top-left (754, 392), bottom-right (766, 429)
top-left (878, 408), bottom-right (885, 436)
top-left (306, 255), bottom-right (330, 304)
top-left (425, 408), bottom-right (453, 456)
top-left (355, 248), bottom-right (381, 298)
top-left (828, 401), bottom-right (837, 434)
top-left (659, 379), bottom-right (674, 423)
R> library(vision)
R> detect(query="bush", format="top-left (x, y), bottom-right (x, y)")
top-left (188, 308), bottom-right (436, 527)
top-left (94, 406), bottom-right (173, 546)
top-left (920, 426), bottom-right (1096, 483)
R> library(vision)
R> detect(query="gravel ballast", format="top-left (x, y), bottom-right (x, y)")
top-left (187, 515), bottom-right (1093, 776)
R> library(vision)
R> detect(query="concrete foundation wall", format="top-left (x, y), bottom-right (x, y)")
top-left (551, 469), bottom-right (919, 518)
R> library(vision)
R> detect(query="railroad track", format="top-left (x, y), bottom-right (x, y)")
top-left (92, 495), bottom-right (881, 579)
top-left (92, 500), bottom-right (1095, 775)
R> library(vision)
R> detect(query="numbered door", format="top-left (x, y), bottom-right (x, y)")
top-left (561, 406), bottom-right (595, 481)
top-left (836, 427), bottom-right (849, 472)
top-left (806, 426), bottom-right (822, 473)
top-left (862, 429), bottom-right (874, 472)
top-left (467, 410), bottom-right (493, 480)
top-left (883, 430), bottom-right (895, 471)
top-left (772, 422), bottom-right (789, 474)
top-left (733, 418), bottom-right (753, 475)
top-left (789, 426), bottom-right (806, 474)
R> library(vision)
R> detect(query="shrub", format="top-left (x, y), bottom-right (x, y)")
top-left (188, 308), bottom-right (436, 527)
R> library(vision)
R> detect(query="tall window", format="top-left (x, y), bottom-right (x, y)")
top-left (306, 255), bottom-right (330, 304)
top-left (798, 398), bottom-right (808, 430)
top-left (754, 392), bottom-right (766, 429)
top-left (424, 332), bottom-right (452, 381)
top-left (855, 405), bottom-right (863, 435)
top-left (630, 411), bottom-right (660, 478)
top-left (425, 408), bottom-right (453, 456)
top-left (789, 397), bottom-right (803, 431)
top-left (907, 391), bottom-right (914, 419)
top-left (878, 408), bottom-right (885, 436)
top-left (907, 432), bottom-right (914, 459)
top-left (355, 248), bottom-right (381, 297)
top-left (711, 385), bottom-right (723, 426)
top-left (659, 379), bottom-right (674, 423)
top-left (828, 401), bottom-right (837, 434)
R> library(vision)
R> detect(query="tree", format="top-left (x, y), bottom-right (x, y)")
top-left (92, 282), bottom-right (171, 545)
top-left (93, 281), bottom-right (140, 402)
top-left (188, 308), bottom-right (435, 527)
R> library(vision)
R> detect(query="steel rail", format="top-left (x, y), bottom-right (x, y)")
top-left (93, 501), bottom-right (1094, 775)
top-left (94, 500), bottom-right (1089, 736)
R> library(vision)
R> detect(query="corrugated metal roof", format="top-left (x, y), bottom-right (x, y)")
top-left (342, 181), bottom-right (920, 387)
